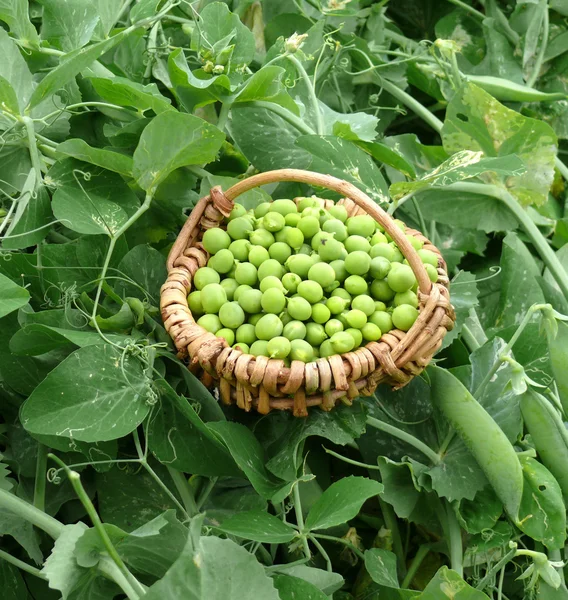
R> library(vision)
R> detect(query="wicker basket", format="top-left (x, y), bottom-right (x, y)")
top-left (160, 169), bottom-right (455, 416)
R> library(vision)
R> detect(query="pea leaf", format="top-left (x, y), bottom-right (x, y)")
top-left (0, 561), bottom-right (28, 600)
top-left (365, 548), bottom-right (400, 588)
top-left (304, 476), bottom-right (383, 531)
top-left (420, 566), bottom-right (491, 599)
top-left (0, 273), bottom-right (30, 319)
top-left (278, 566), bottom-right (344, 596)
top-left (168, 49), bottom-right (232, 112)
top-left (442, 270), bottom-right (479, 348)
top-left (548, 322), bottom-right (568, 414)
top-left (273, 575), bottom-right (328, 600)
top-left (191, 2), bottom-right (256, 70)
top-left (39, 0), bottom-right (99, 52)
top-left (0, 506), bottom-right (42, 563)
top-left (0, 0), bottom-right (39, 45)
top-left (208, 421), bottom-right (286, 500)
top-left (20, 344), bottom-right (151, 443)
top-left (132, 111), bottom-right (224, 192)
top-left (493, 233), bottom-right (545, 330)
top-left (27, 28), bottom-right (137, 109)
top-left (390, 152), bottom-right (526, 201)
top-left (88, 76), bottom-right (174, 114)
top-left (56, 139), bottom-right (134, 176)
top-left (113, 244), bottom-right (167, 304)
top-left (0, 28), bottom-right (33, 112)
top-left (148, 379), bottom-right (238, 477)
top-left (144, 535), bottom-right (280, 600)
top-left (217, 510), bottom-right (296, 543)
top-left (49, 159), bottom-right (140, 236)
top-left (442, 82), bottom-right (557, 206)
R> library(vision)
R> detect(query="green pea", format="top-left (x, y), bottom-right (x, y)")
top-left (326, 296), bottom-right (348, 315)
top-left (267, 336), bottom-right (292, 359)
top-left (216, 328), bottom-right (235, 345)
top-left (263, 211), bottom-right (285, 232)
top-left (229, 239), bottom-right (250, 261)
top-left (227, 216), bottom-right (254, 240)
top-left (197, 314), bottom-right (222, 333)
top-left (330, 331), bottom-right (355, 353)
top-left (290, 339), bottom-right (314, 362)
top-left (388, 264), bottom-right (416, 293)
top-left (220, 278), bottom-right (239, 301)
top-left (259, 276), bottom-right (285, 293)
top-left (236, 323), bottom-right (256, 345)
top-left (235, 262), bottom-right (258, 286)
top-left (248, 313), bottom-right (263, 326)
top-left (308, 263), bottom-right (336, 288)
top-left (370, 257), bottom-right (391, 280)
top-left (250, 340), bottom-right (269, 356)
top-left (344, 275), bottom-right (368, 296)
top-left (345, 235), bottom-right (371, 254)
top-left (283, 320), bottom-right (307, 341)
top-left (425, 263), bottom-right (439, 283)
top-left (369, 310), bottom-right (393, 334)
top-left (248, 245), bottom-right (270, 267)
top-left (233, 284), bottom-right (252, 302)
top-left (285, 212), bottom-right (302, 227)
top-left (345, 327), bottom-right (363, 348)
top-left (269, 242), bottom-right (292, 264)
top-left (328, 204), bottom-right (348, 222)
top-left (193, 267), bottom-right (220, 290)
top-left (370, 243), bottom-right (396, 261)
top-left (346, 309), bottom-right (367, 329)
top-left (288, 296), bottom-right (313, 321)
top-left (318, 238), bottom-right (346, 262)
top-left (297, 197), bottom-right (318, 211)
top-left (352, 295), bottom-right (375, 316)
top-left (282, 272), bottom-right (302, 294)
top-left (202, 228), bottom-right (231, 254)
top-left (249, 228), bottom-right (275, 248)
top-left (208, 248), bottom-right (234, 273)
top-left (201, 283), bottom-right (227, 314)
top-left (312, 303), bottom-right (331, 324)
top-left (254, 202), bottom-right (271, 218)
top-left (361, 322), bottom-right (382, 341)
top-left (258, 259), bottom-right (284, 281)
top-left (261, 288), bottom-right (286, 314)
top-left (255, 313), bottom-right (283, 340)
top-left (233, 342), bottom-right (249, 353)
top-left (329, 259), bottom-right (347, 282)
top-left (238, 288), bottom-right (262, 313)
top-left (297, 216), bottom-right (320, 239)
top-left (319, 339), bottom-right (335, 358)
top-left (297, 280), bottom-right (323, 304)
top-left (306, 323), bottom-right (327, 346)
top-left (370, 231), bottom-right (388, 246)
top-left (271, 199), bottom-right (298, 215)
top-left (344, 251), bottom-right (371, 276)
top-left (323, 219), bottom-right (348, 241)
top-left (392, 305), bottom-right (418, 331)
top-left (188, 291), bottom-right (203, 315)
top-left (325, 319), bottom-right (344, 337)
top-left (228, 203), bottom-right (246, 221)
top-left (394, 290), bottom-right (418, 308)
top-left (287, 254), bottom-right (314, 278)
top-left (371, 279), bottom-right (395, 302)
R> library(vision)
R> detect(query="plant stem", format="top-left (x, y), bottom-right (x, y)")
top-left (98, 557), bottom-right (141, 600)
top-left (293, 482), bottom-right (311, 559)
top-left (287, 54), bottom-right (324, 135)
top-left (49, 455), bottom-right (146, 598)
top-left (33, 444), bottom-right (48, 512)
top-left (39, 102), bottom-right (135, 122)
top-left (476, 544), bottom-right (518, 590)
top-left (323, 446), bottom-right (381, 470)
top-left (167, 467), bottom-right (198, 517)
top-left (0, 488), bottom-right (63, 539)
top-left (526, 4), bottom-right (549, 88)
top-left (446, 183), bottom-right (568, 300)
top-left (312, 533), bottom-right (365, 560)
top-left (366, 416), bottom-right (441, 465)
top-left (376, 75), bottom-right (444, 134)
top-left (556, 157), bottom-right (568, 182)
top-left (445, 501), bottom-right (463, 576)
top-left (22, 116), bottom-right (43, 188)
top-left (0, 549), bottom-right (46, 579)
top-left (461, 324), bottom-right (481, 351)
top-left (196, 476), bottom-right (218, 510)
top-left (308, 535), bottom-right (333, 571)
top-left (217, 102), bottom-right (232, 131)
top-left (239, 101), bottom-right (316, 135)
top-left (401, 545), bottom-right (430, 589)
top-left (379, 498), bottom-right (406, 574)
top-left (446, 0), bottom-right (485, 20)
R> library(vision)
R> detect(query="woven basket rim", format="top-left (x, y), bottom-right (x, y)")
top-left (160, 169), bottom-right (455, 415)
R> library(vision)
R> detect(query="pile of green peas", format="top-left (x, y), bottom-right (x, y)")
top-left (188, 197), bottom-right (439, 364)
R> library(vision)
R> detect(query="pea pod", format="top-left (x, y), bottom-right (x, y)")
top-left (547, 322), bottom-right (568, 415)
top-left (467, 75), bottom-right (568, 103)
top-left (520, 390), bottom-right (568, 502)
top-left (429, 366), bottom-right (523, 520)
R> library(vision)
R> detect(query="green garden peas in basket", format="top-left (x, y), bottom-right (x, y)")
top-left (161, 169), bottom-right (455, 416)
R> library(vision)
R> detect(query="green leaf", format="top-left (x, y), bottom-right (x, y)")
top-left (208, 421), bottom-right (286, 500)
top-left (0, 75), bottom-right (20, 114)
top-left (88, 76), bottom-right (173, 114)
top-left (0, 0), bottom-right (39, 45)
top-left (265, 401), bottom-right (368, 481)
top-left (376, 457), bottom-right (423, 519)
top-left (96, 461), bottom-right (183, 532)
top-left (28, 28), bottom-right (136, 109)
top-left (442, 82), bottom-right (557, 206)
top-left (113, 244), bottom-right (167, 305)
top-left (493, 233), bottom-right (545, 330)
top-left (390, 152), bottom-right (526, 201)
top-left (441, 270), bottom-right (479, 348)
top-left (132, 111), bottom-right (224, 192)
top-left (365, 548), bottom-right (400, 588)
top-left (517, 456), bottom-right (567, 550)
top-left (0, 505), bottom-right (42, 563)
top-left (414, 188), bottom-right (519, 233)
top-left (144, 535), bottom-right (280, 600)
top-left (420, 566), bottom-right (491, 599)
top-left (2, 184), bottom-right (53, 251)
top-left (0, 273), bottom-right (30, 319)
top-left (218, 510), bottom-right (296, 543)
top-left (49, 159), bottom-right (140, 236)
top-left (21, 344), bottom-right (151, 443)
top-left (358, 141), bottom-right (416, 178)
top-left (129, 0), bottom-right (159, 23)
top-left (56, 139), bottom-right (133, 176)
top-left (272, 575), bottom-right (328, 600)
top-left (191, 2), bottom-right (256, 70)
top-left (0, 560), bottom-right (28, 600)
top-left (322, 104), bottom-right (379, 142)
top-left (148, 379), bottom-right (238, 477)
top-left (457, 486), bottom-right (503, 534)
top-left (429, 366), bottom-right (523, 520)
top-left (9, 323), bottom-right (126, 355)
top-left (39, 0), bottom-right (99, 52)
top-left (0, 28), bottom-right (33, 112)
top-left (168, 49), bottom-right (232, 112)
top-left (235, 66), bottom-right (294, 108)
top-left (277, 566), bottom-right (344, 596)
top-left (304, 476), bottom-right (383, 531)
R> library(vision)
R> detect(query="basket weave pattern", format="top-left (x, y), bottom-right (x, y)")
top-left (160, 170), bottom-right (455, 416)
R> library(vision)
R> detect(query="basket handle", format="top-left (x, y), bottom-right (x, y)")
top-left (223, 169), bottom-right (432, 296)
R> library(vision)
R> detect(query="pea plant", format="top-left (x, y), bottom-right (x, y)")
top-left (2, 0), bottom-right (568, 598)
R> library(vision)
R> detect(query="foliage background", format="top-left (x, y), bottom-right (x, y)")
top-left (2, 0), bottom-right (568, 598)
